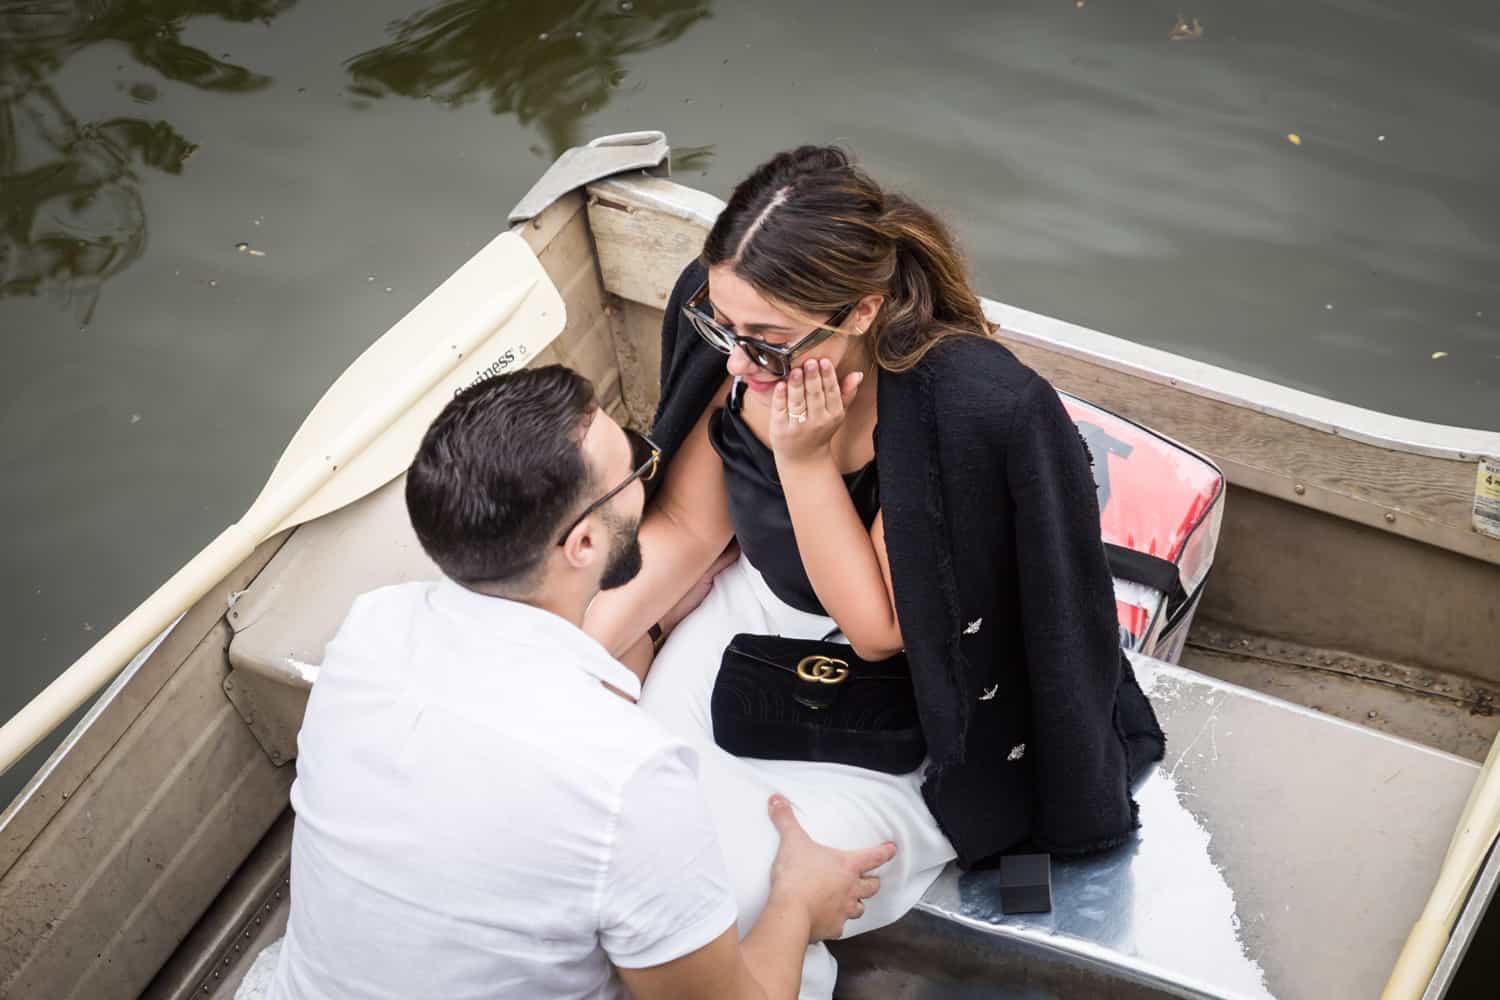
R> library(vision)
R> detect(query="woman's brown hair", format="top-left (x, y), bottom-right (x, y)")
top-left (702, 145), bottom-right (994, 373)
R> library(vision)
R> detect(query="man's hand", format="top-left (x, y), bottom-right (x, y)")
top-left (765, 793), bottom-right (895, 942)
top-left (617, 795), bottom-right (898, 1000)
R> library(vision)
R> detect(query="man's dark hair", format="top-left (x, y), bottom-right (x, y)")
top-left (406, 365), bottom-right (598, 586)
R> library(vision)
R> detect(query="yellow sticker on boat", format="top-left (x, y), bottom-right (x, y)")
top-left (1476, 459), bottom-right (1500, 540)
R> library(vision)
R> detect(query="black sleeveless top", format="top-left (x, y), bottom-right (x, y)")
top-left (708, 380), bottom-right (880, 616)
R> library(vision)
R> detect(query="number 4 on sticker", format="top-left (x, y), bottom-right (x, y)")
top-left (1475, 459), bottom-right (1500, 541)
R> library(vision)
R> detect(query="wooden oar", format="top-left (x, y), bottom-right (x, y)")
top-left (0, 231), bottom-right (565, 777)
top-left (1380, 731), bottom-right (1500, 998)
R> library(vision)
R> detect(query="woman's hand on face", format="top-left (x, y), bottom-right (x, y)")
top-left (771, 358), bottom-right (865, 466)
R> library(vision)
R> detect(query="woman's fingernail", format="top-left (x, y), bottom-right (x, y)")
top-left (854, 372), bottom-right (866, 384)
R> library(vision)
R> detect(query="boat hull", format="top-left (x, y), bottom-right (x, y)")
top-left (4, 153), bottom-right (1498, 1000)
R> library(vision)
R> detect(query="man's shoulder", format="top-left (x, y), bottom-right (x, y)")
top-left (325, 580), bottom-right (434, 646)
top-left (326, 580), bottom-right (687, 779)
top-left (312, 581), bottom-right (432, 676)
top-left (344, 579), bottom-right (436, 618)
top-left (450, 657), bottom-right (683, 783)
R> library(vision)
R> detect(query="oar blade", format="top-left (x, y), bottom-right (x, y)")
top-left (257, 231), bottom-right (566, 534)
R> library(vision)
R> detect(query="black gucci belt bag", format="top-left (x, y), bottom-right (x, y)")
top-left (710, 633), bottom-right (927, 775)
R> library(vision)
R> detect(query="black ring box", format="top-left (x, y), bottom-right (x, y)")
top-left (998, 852), bottom-right (1053, 914)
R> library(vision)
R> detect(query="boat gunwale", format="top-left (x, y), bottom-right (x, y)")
top-left (0, 617), bottom-right (178, 849)
top-left (987, 300), bottom-right (1500, 463)
top-left (1423, 837), bottom-right (1500, 999)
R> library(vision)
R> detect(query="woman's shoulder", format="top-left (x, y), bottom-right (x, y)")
top-left (884, 333), bottom-right (1047, 426)
top-left (921, 333), bottom-right (1038, 388)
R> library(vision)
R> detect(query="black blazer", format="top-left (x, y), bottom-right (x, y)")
top-left (648, 261), bottom-right (1164, 867)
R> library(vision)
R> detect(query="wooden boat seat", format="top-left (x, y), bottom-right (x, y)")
top-left (224, 474), bottom-right (437, 760)
top-left (224, 465), bottom-right (1480, 999)
top-left (832, 657), bottom-right (1479, 999)
top-left (229, 472), bottom-right (434, 684)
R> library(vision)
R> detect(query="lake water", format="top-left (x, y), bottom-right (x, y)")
top-left (2, 0), bottom-right (1498, 802)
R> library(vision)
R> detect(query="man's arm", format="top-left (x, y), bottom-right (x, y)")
top-left (584, 381), bottom-right (735, 671)
top-left (614, 544), bottom-right (742, 687)
top-left (615, 919), bottom-right (786, 1000)
top-left (617, 795), bottom-right (893, 1000)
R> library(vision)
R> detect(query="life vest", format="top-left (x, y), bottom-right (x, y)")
top-left (1060, 392), bottom-right (1226, 662)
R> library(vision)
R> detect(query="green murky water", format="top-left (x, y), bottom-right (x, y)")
top-left (3, 0), bottom-right (1499, 800)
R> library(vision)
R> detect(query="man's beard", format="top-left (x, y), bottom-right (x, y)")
top-left (598, 510), bottom-right (643, 591)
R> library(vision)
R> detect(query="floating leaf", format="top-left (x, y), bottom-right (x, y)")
top-left (1287, 133), bottom-right (1302, 145)
top-left (1169, 14), bottom-right (1204, 40)
top-left (1431, 351), bottom-right (1448, 360)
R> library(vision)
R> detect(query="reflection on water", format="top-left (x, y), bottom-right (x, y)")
top-left (669, 142), bottom-right (714, 175)
top-left (0, 0), bottom-right (292, 319)
top-left (0, 82), bottom-right (187, 320)
top-left (344, 0), bottom-right (708, 158)
top-left (0, 0), bottom-right (711, 314)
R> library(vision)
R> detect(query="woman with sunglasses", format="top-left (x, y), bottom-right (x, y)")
top-left (584, 146), bottom-right (1162, 997)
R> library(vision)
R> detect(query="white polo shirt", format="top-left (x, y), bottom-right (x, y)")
top-left (269, 579), bottom-right (737, 1000)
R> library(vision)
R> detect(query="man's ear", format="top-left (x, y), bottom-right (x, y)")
top-left (558, 517), bottom-right (597, 571)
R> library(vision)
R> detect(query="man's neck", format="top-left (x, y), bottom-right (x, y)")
top-left (468, 580), bottom-right (592, 629)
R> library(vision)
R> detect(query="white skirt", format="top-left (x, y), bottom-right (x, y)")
top-left (639, 555), bottom-right (956, 999)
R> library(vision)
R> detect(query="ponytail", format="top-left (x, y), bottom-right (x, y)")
top-left (874, 194), bottom-right (994, 373)
top-left (704, 145), bottom-right (993, 375)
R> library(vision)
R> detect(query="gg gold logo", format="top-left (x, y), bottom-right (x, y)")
top-left (796, 655), bottom-right (850, 685)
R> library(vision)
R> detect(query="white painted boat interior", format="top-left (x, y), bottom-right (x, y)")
top-left (3, 165), bottom-right (1499, 1000)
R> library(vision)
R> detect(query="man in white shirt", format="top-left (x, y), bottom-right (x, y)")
top-left (269, 365), bottom-right (895, 1000)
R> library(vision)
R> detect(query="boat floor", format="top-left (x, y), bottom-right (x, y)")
top-left (1181, 623), bottom-right (1500, 762)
